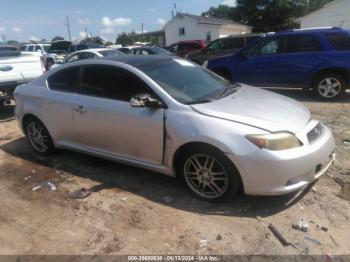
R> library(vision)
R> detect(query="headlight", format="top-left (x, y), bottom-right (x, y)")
top-left (246, 132), bottom-right (302, 151)
top-left (202, 60), bottom-right (208, 68)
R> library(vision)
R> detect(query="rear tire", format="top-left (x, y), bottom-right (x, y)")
top-left (313, 73), bottom-right (346, 100)
top-left (178, 145), bottom-right (241, 202)
top-left (24, 117), bottom-right (55, 155)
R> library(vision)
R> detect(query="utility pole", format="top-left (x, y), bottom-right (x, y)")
top-left (141, 23), bottom-right (144, 34)
top-left (64, 16), bottom-right (72, 42)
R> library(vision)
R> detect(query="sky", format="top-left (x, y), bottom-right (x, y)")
top-left (0, 0), bottom-right (236, 43)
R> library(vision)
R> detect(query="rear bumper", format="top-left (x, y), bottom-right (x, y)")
top-left (227, 122), bottom-right (336, 196)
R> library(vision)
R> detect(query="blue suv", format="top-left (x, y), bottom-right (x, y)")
top-left (206, 28), bottom-right (350, 100)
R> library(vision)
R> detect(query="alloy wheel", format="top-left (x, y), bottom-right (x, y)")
top-left (318, 77), bottom-right (342, 98)
top-left (27, 121), bottom-right (50, 153)
top-left (184, 154), bottom-right (228, 199)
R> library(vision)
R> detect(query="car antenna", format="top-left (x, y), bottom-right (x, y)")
top-left (20, 72), bottom-right (27, 83)
top-left (339, 20), bottom-right (345, 28)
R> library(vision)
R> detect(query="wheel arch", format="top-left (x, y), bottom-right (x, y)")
top-left (172, 142), bottom-right (240, 174)
top-left (312, 68), bottom-right (350, 87)
top-left (22, 113), bottom-right (45, 132)
top-left (172, 141), bottom-right (244, 193)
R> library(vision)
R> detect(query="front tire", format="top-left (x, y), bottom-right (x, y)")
top-left (313, 73), bottom-right (346, 100)
top-left (179, 146), bottom-right (241, 202)
top-left (24, 117), bottom-right (55, 155)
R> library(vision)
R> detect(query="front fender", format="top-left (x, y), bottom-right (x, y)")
top-left (163, 109), bottom-right (263, 169)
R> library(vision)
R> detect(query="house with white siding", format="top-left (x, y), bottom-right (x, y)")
top-left (298, 0), bottom-right (350, 29)
top-left (164, 13), bottom-right (252, 46)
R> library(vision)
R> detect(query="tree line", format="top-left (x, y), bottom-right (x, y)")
top-left (201, 0), bottom-right (333, 33)
top-left (115, 0), bottom-right (333, 46)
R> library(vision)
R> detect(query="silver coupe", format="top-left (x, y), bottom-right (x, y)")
top-left (14, 56), bottom-right (336, 201)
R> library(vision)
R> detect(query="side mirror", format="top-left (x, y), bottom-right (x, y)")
top-left (130, 94), bottom-right (163, 108)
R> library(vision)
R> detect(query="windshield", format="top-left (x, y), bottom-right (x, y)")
top-left (98, 49), bottom-right (123, 56)
top-left (151, 47), bottom-right (170, 54)
top-left (138, 58), bottom-right (238, 104)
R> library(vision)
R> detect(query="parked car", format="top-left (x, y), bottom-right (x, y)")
top-left (166, 40), bottom-right (207, 57)
top-left (131, 47), bottom-right (174, 56)
top-left (68, 43), bottom-right (102, 53)
top-left (0, 46), bottom-right (45, 105)
top-left (186, 34), bottom-right (263, 65)
top-left (50, 48), bottom-right (123, 69)
top-left (65, 48), bottom-right (123, 62)
top-left (14, 56), bottom-right (335, 201)
top-left (118, 47), bottom-right (132, 54)
top-left (206, 27), bottom-right (350, 100)
top-left (47, 40), bottom-right (72, 64)
top-left (20, 43), bottom-right (56, 69)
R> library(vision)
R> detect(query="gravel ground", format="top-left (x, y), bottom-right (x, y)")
top-left (0, 89), bottom-right (349, 256)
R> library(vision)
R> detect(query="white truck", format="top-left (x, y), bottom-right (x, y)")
top-left (0, 46), bottom-right (46, 105)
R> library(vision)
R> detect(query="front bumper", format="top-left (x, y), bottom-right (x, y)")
top-left (227, 121), bottom-right (336, 196)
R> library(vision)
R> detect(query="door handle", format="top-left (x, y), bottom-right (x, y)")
top-left (73, 105), bottom-right (86, 113)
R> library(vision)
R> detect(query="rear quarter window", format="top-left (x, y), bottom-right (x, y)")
top-left (47, 67), bottom-right (80, 92)
top-left (284, 34), bottom-right (321, 53)
top-left (224, 38), bottom-right (245, 49)
top-left (325, 32), bottom-right (350, 51)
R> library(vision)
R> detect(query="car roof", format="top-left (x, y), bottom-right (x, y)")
top-left (178, 40), bottom-right (207, 44)
top-left (102, 54), bottom-right (174, 67)
top-left (226, 33), bottom-right (263, 39)
top-left (71, 48), bottom-right (109, 54)
top-left (275, 27), bottom-right (346, 36)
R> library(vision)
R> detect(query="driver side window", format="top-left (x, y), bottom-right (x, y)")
top-left (247, 38), bottom-right (282, 57)
top-left (80, 65), bottom-right (150, 101)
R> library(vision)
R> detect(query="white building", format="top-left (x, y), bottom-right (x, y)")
top-left (164, 13), bottom-right (252, 46)
top-left (298, 0), bottom-right (350, 29)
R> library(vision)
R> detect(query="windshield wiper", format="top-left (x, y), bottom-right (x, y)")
top-left (217, 83), bottom-right (240, 99)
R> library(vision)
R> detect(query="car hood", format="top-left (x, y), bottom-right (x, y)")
top-left (190, 85), bottom-right (310, 133)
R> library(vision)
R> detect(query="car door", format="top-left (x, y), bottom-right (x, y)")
top-left (44, 66), bottom-right (81, 145)
top-left (273, 34), bottom-right (323, 87)
top-left (73, 64), bottom-right (164, 165)
top-left (234, 36), bottom-right (284, 86)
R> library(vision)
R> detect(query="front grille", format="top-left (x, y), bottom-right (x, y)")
top-left (307, 122), bottom-right (324, 144)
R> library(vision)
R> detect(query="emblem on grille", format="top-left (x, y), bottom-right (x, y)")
top-left (314, 127), bottom-right (321, 136)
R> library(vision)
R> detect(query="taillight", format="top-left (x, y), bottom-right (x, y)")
top-left (40, 56), bottom-right (46, 73)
